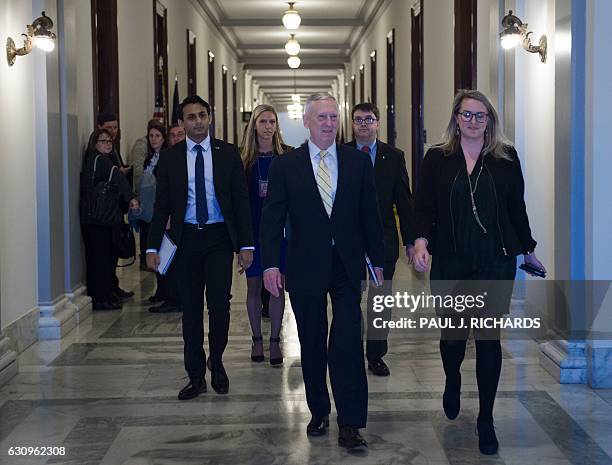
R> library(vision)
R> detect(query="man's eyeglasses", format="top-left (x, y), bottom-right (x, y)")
top-left (353, 117), bottom-right (377, 125)
top-left (457, 110), bottom-right (488, 123)
top-left (97, 139), bottom-right (113, 144)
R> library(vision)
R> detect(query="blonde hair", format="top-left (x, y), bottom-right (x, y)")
top-left (438, 89), bottom-right (513, 160)
top-left (240, 104), bottom-right (288, 170)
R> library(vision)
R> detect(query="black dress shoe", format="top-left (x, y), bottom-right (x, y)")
top-left (251, 336), bottom-right (264, 362)
top-left (116, 288), bottom-right (134, 299)
top-left (148, 303), bottom-right (181, 313)
top-left (477, 419), bottom-right (499, 455)
top-left (210, 362), bottom-right (229, 394)
top-left (443, 389), bottom-right (460, 420)
top-left (269, 337), bottom-right (283, 366)
top-left (148, 294), bottom-right (164, 303)
top-left (338, 426), bottom-right (368, 450)
top-left (306, 415), bottom-right (329, 436)
top-left (367, 358), bottom-right (390, 376)
top-left (92, 301), bottom-right (122, 311)
top-left (178, 377), bottom-right (206, 400)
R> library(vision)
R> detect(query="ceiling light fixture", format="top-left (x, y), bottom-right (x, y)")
top-left (500, 10), bottom-right (547, 63)
top-left (288, 70), bottom-right (303, 119)
top-left (6, 11), bottom-right (56, 67)
top-left (285, 34), bottom-right (300, 56)
top-left (287, 55), bottom-right (301, 69)
top-left (282, 2), bottom-right (301, 30)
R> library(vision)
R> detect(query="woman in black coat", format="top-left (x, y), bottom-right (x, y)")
top-left (413, 90), bottom-right (546, 455)
top-left (81, 128), bottom-right (139, 310)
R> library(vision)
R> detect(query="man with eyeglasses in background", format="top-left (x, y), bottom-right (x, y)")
top-left (346, 102), bottom-right (416, 378)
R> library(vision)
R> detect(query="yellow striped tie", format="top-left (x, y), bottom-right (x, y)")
top-left (316, 150), bottom-right (333, 217)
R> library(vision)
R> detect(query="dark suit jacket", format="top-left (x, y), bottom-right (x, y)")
top-left (147, 138), bottom-right (253, 252)
top-left (260, 143), bottom-right (384, 295)
top-left (346, 139), bottom-right (415, 263)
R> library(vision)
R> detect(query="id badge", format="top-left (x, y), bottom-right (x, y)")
top-left (258, 180), bottom-right (268, 197)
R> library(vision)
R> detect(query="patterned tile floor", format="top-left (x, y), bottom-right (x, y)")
top-left (1, 258), bottom-right (611, 464)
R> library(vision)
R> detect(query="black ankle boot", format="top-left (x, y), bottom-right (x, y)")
top-left (251, 336), bottom-right (264, 362)
top-left (442, 374), bottom-right (461, 419)
top-left (477, 418), bottom-right (499, 455)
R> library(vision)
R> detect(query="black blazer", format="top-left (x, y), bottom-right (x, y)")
top-left (415, 145), bottom-right (537, 257)
top-left (260, 143), bottom-right (384, 294)
top-left (147, 138), bottom-right (253, 252)
top-left (345, 139), bottom-right (415, 262)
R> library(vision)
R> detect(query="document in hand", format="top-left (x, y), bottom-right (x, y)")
top-left (158, 233), bottom-right (177, 275)
top-left (365, 255), bottom-right (380, 287)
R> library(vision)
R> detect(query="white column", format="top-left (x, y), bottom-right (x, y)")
top-left (584, 0), bottom-right (612, 388)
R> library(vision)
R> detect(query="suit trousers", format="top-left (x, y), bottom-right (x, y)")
top-left (81, 224), bottom-right (115, 302)
top-left (365, 260), bottom-right (397, 361)
top-left (173, 223), bottom-right (234, 380)
top-left (289, 248), bottom-right (368, 428)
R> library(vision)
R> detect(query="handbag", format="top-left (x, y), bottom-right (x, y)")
top-left (112, 222), bottom-right (136, 261)
top-left (80, 155), bottom-right (122, 225)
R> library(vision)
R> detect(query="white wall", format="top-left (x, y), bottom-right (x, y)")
top-left (347, 0), bottom-right (414, 156)
top-left (277, 112), bottom-right (309, 148)
top-left (0, 0), bottom-right (39, 327)
top-left (423, 0), bottom-right (454, 148)
top-left (118, 0), bottom-right (243, 162)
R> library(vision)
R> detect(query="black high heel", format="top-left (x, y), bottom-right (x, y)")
top-left (269, 337), bottom-right (283, 366)
top-left (251, 336), bottom-right (264, 362)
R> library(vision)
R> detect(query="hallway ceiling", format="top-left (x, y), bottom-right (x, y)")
top-left (198, 0), bottom-right (389, 106)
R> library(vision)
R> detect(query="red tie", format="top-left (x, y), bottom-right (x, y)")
top-left (361, 145), bottom-right (370, 154)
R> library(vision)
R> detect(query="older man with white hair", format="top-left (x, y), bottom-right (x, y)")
top-left (260, 93), bottom-right (384, 450)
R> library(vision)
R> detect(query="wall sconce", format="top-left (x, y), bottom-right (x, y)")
top-left (500, 10), bottom-right (547, 63)
top-left (6, 11), bottom-right (56, 67)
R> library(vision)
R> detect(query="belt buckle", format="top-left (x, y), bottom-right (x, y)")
top-left (197, 223), bottom-right (205, 230)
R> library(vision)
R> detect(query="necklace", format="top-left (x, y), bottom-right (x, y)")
top-left (467, 160), bottom-right (487, 234)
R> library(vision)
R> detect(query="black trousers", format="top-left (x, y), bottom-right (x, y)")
top-left (138, 220), bottom-right (151, 266)
top-left (157, 268), bottom-right (179, 305)
top-left (289, 248), bottom-right (367, 428)
top-left (173, 223), bottom-right (234, 380)
top-left (365, 259), bottom-right (397, 361)
top-left (440, 320), bottom-right (502, 422)
top-left (82, 224), bottom-right (115, 302)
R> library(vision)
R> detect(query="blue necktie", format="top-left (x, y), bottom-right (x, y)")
top-left (194, 144), bottom-right (208, 225)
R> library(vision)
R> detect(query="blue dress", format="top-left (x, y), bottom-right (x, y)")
top-left (246, 152), bottom-right (287, 277)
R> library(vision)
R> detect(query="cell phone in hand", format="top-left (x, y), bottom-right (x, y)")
top-left (519, 263), bottom-right (546, 278)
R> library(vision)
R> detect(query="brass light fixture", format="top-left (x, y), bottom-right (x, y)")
top-left (287, 55), bottom-right (301, 69)
top-left (6, 11), bottom-right (56, 67)
top-left (500, 10), bottom-right (547, 63)
top-left (285, 34), bottom-right (300, 56)
top-left (282, 2), bottom-right (301, 30)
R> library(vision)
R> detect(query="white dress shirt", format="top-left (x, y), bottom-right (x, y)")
top-left (308, 139), bottom-right (338, 204)
top-left (184, 135), bottom-right (223, 224)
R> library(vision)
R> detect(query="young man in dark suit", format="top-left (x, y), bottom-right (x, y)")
top-left (346, 102), bottom-right (416, 377)
top-left (261, 93), bottom-right (384, 450)
top-left (146, 95), bottom-right (254, 399)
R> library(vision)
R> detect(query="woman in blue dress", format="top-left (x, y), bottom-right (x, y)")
top-left (240, 104), bottom-right (292, 366)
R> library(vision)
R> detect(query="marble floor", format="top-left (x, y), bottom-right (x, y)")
top-left (1, 259), bottom-right (612, 465)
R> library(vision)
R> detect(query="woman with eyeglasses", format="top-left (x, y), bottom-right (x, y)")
top-left (412, 90), bottom-right (546, 455)
top-left (80, 128), bottom-right (139, 310)
top-left (240, 104), bottom-right (292, 366)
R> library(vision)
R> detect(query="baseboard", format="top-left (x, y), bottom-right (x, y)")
top-left (38, 295), bottom-right (78, 340)
top-left (66, 284), bottom-right (92, 324)
top-left (2, 306), bottom-right (39, 354)
top-left (0, 334), bottom-right (18, 386)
